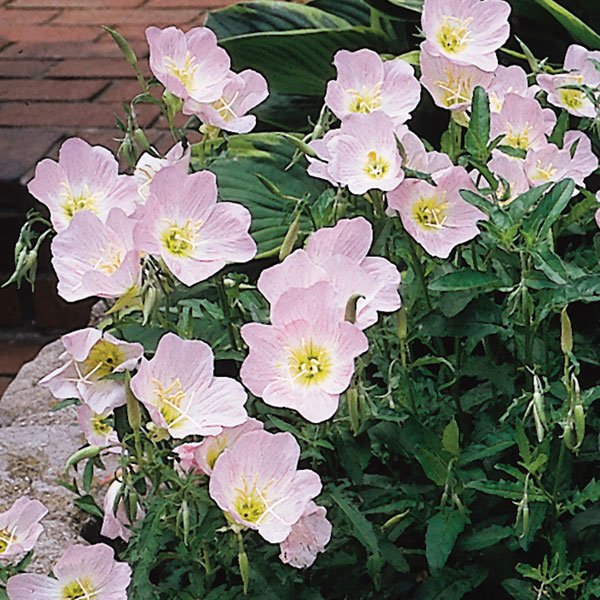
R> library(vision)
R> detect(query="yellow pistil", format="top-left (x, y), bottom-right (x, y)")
top-left (60, 182), bottom-right (98, 220)
top-left (61, 577), bottom-right (96, 600)
top-left (504, 123), bottom-right (532, 152)
top-left (412, 193), bottom-right (449, 230)
top-left (82, 340), bottom-right (125, 380)
top-left (287, 339), bottom-right (331, 387)
top-left (233, 476), bottom-right (267, 524)
top-left (530, 160), bottom-right (557, 182)
top-left (435, 69), bottom-right (473, 108)
top-left (161, 219), bottom-right (201, 257)
top-left (363, 150), bottom-right (390, 179)
top-left (90, 244), bottom-right (125, 275)
top-left (164, 52), bottom-right (198, 93)
top-left (347, 82), bottom-right (383, 114)
top-left (90, 413), bottom-right (113, 438)
top-left (437, 16), bottom-right (472, 54)
top-left (152, 378), bottom-right (186, 427)
top-left (0, 527), bottom-right (16, 554)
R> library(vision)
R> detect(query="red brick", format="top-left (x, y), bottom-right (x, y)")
top-left (0, 40), bottom-right (149, 59)
top-left (0, 59), bottom-right (55, 78)
top-left (0, 101), bottom-right (160, 128)
top-left (2, 8), bottom-right (60, 24)
top-left (0, 376), bottom-right (12, 399)
top-left (0, 79), bottom-right (109, 101)
top-left (98, 79), bottom-right (157, 103)
top-left (0, 286), bottom-right (23, 328)
top-left (0, 126), bottom-right (62, 180)
top-left (0, 25), bottom-right (102, 42)
top-left (146, 0), bottom-right (237, 6)
top-left (0, 341), bottom-right (45, 375)
top-left (53, 8), bottom-right (202, 25)
top-left (10, 0), bottom-right (145, 6)
top-left (45, 57), bottom-right (151, 79)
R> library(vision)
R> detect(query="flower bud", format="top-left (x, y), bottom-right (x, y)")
top-left (561, 306), bottom-right (573, 354)
top-left (278, 212), bottom-right (301, 261)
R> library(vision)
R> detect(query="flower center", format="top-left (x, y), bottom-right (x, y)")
top-left (212, 91), bottom-right (240, 122)
top-left (82, 340), bottom-right (125, 380)
top-left (90, 244), bottom-right (125, 275)
top-left (164, 52), bottom-right (198, 93)
top-left (363, 150), bottom-right (390, 179)
top-left (206, 437), bottom-right (228, 470)
top-left (161, 219), bottom-right (201, 257)
top-left (559, 88), bottom-right (585, 110)
top-left (347, 82), bottom-right (383, 114)
top-left (287, 339), bottom-right (331, 387)
top-left (60, 182), bottom-right (98, 220)
top-left (504, 123), bottom-right (532, 152)
top-left (152, 378), bottom-right (186, 427)
top-left (435, 69), bottom-right (473, 108)
top-left (61, 577), bottom-right (96, 600)
top-left (412, 194), bottom-right (449, 230)
top-left (437, 16), bottom-right (472, 54)
top-left (233, 476), bottom-right (267, 524)
top-left (0, 527), bottom-right (16, 554)
top-left (91, 413), bottom-right (114, 437)
top-left (531, 160), bottom-right (557, 182)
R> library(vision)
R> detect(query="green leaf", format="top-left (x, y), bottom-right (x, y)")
top-left (466, 479), bottom-right (548, 501)
top-left (562, 478), bottom-right (600, 514)
top-left (74, 494), bottom-right (104, 519)
top-left (458, 525), bottom-right (514, 551)
top-left (533, 0), bottom-right (600, 49)
top-left (425, 510), bottom-right (466, 571)
top-left (206, 1), bottom-right (352, 38)
top-left (442, 418), bottom-right (460, 458)
top-left (330, 489), bottom-right (380, 555)
top-left (308, 0), bottom-right (372, 26)
top-left (522, 178), bottom-right (576, 238)
top-left (208, 133), bottom-right (326, 255)
top-left (429, 269), bottom-right (502, 292)
top-left (465, 86), bottom-right (490, 162)
top-left (414, 445), bottom-right (448, 486)
top-left (219, 27), bottom-right (384, 96)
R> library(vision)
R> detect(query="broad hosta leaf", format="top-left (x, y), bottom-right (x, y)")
top-left (429, 268), bottom-right (502, 292)
top-left (308, 0), bottom-right (372, 26)
top-left (533, 0), bottom-right (600, 49)
top-left (425, 510), bottom-right (466, 572)
top-left (206, 1), bottom-right (351, 39)
top-left (219, 27), bottom-right (385, 96)
top-left (362, 0), bottom-right (423, 18)
top-left (208, 133), bottom-right (326, 255)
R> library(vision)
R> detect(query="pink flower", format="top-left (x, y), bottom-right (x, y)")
top-left (421, 0), bottom-right (511, 72)
top-left (537, 45), bottom-right (600, 118)
top-left (420, 47), bottom-right (494, 113)
top-left (100, 480), bottom-right (144, 543)
top-left (51, 208), bottom-right (141, 302)
top-left (562, 130), bottom-right (598, 186)
top-left (39, 328), bottom-right (143, 414)
top-left (77, 405), bottom-right (119, 447)
top-left (174, 417), bottom-right (264, 476)
top-left (397, 129), bottom-right (453, 174)
top-left (134, 167), bottom-right (256, 286)
top-left (279, 502), bottom-right (332, 568)
top-left (388, 165), bottom-right (488, 258)
top-left (146, 26), bottom-right (230, 108)
top-left (187, 69), bottom-right (269, 133)
top-left (257, 217), bottom-right (401, 330)
top-left (324, 49), bottom-right (421, 126)
top-left (0, 497), bottom-right (47, 560)
top-left (134, 142), bottom-right (190, 203)
top-left (487, 154), bottom-right (529, 200)
top-left (130, 332), bottom-right (248, 439)
top-left (307, 112), bottom-right (404, 194)
top-left (209, 430), bottom-right (322, 543)
top-left (28, 137), bottom-right (137, 233)
top-left (490, 93), bottom-right (556, 156)
top-left (240, 282), bottom-right (369, 423)
top-left (6, 543), bottom-right (131, 600)
top-left (488, 65), bottom-right (538, 113)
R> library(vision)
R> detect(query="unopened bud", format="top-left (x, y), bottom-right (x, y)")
top-left (126, 372), bottom-right (141, 432)
top-left (344, 294), bottom-right (365, 325)
top-left (574, 404), bottom-right (585, 449)
top-left (65, 446), bottom-right (102, 474)
top-left (278, 212), bottom-right (301, 261)
top-left (102, 26), bottom-right (138, 67)
top-left (561, 306), bottom-right (573, 354)
top-left (134, 127), bottom-right (151, 152)
top-left (238, 550), bottom-right (250, 594)
top-left (396, 306), bottom-right (407, 341)
top-left (163, 90), bottom-right (183, 117)
top-left (279, 132), bottom-right (318, 157)
top-left (347, 387), bottom-right (360, 436)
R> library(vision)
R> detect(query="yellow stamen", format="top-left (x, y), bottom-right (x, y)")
top-left (82, 340), bottom-right (125, 380)
top-left (347, 81), bottom-right (383, 114)
top-left (287, 339), bottom-right (331, 387)
top-left (233, 475), bottom-right (268, 523)
top-left (437, 15), bottom-right (472, 54)
top-left (60, 182), bottom-right (98, 220)
top-left (212, 91), bottom-right (240, 122)
top-left (164, 52), bottom-right (198, 93)
top-left (90, 413), bottom-right (113, 437)
top-left (412, 193), bottom-right (450, 230)
top-left (61, 577), bottom-right (97, 600)
top-left (435, 69), bottom-right (473, 108)
top-left (0, 526), bottom-right (16, 554)
top-left (363, 150), bottom-right (390, 179)
top-left (152, 378), bottom-right (186, 427)
top-left (161, 219), bottom-right (201, 257)
top-left (530, 160), bottom-right (557, 182)
top-left (90, 244), bottom-right (125, 275)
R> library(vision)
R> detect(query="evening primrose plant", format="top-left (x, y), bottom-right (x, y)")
top-left (5, 0), bottom-right (600, 598)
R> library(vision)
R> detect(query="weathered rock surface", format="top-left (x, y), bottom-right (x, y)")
top-left (0, 341), bottom-right (89, 574)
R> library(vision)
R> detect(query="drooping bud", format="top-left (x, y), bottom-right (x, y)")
top-left (344, 294), bottom-right (365, 325)
top-left (278, 212), bottom-right (301, 261)
top-left (561, 306), bottom-right (573, 354)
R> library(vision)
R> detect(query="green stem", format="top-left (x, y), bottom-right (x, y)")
top-left (407, 236), bottom-right (433, 311)
top-left (552, 440), bottom-right (567, 511)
